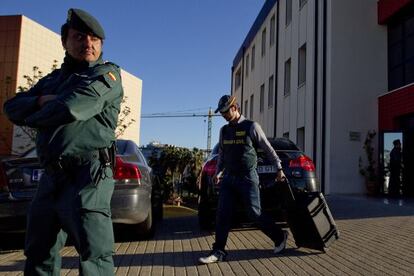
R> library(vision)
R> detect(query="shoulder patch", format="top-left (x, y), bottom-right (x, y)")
top-left (101, 71), bottom-right (119, 88)
top-left (108, 71), bottom-right (117, 81)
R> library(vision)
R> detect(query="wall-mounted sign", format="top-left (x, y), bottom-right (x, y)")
top-left (349, 131), bottom-right (361, 141)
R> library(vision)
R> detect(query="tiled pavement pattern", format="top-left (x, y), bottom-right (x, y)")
top-left (0, 195), bottom-right (413, 275)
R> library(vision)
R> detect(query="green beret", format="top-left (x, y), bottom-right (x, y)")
top-left (66, 8), bottom-right (105, 39)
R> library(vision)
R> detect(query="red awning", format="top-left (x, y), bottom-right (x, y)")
top-left (378, 0), bottom-right (413, 24)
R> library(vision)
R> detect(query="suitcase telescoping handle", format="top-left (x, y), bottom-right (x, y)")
top-left (278, 179), bottom-right (296, 205)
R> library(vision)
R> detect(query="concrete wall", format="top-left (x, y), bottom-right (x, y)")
top-left (328, 0), bottom-right (387, 194)
top-left (0, 16), bottom-right (22, 155)
top-left (277, 0), bottom-right (316, 158)
top-left (119, 69), bottom-right (142, 145)
top-left (231, 0), bottom-right (388, 194)
top-left (233, 5), bottom-right (278, 139)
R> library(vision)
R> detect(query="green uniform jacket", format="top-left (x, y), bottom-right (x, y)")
top-left (3, 54), bottom-right (124, 165)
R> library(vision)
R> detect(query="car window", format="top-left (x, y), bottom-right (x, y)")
top-left (116, 140), bottom-right (141, 163)
top-left (136, 148), bottom-right (148, 166)
top-left (116, 140), bottom-right (128, 155)
top-left (269, 138), bottom-right (300, 151)
top-left (211, 144), bottom-right (219, 155)
top-left (257, 149), bottom-right (301, 164)
top-left (23, 148), bottom-right (37, 158)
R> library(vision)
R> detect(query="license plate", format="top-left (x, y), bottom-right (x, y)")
top-left (257, 165), bottom-right (277, 174)
top-left (31, 169), bottom-right (44, 182)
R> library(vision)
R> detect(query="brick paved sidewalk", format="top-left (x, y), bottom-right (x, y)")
top-left (0, 195), bottom-right (413, 275)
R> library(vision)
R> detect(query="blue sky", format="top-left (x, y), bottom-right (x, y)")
top-left (1, 0), bottom-right (264, 149)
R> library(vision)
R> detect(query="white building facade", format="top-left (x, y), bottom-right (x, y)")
top-left (231, 0), bottom-right (388, 194)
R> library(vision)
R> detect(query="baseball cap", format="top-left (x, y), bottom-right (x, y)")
top-left (215, 95), bottom-right (237, 113)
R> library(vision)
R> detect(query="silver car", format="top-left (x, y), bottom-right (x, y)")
top-left (0, 139), bottom-right (162, 237)
top-left (111, 139), bottom-right (162, 236)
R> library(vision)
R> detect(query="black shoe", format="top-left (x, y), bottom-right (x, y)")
top-left (199, 250), bottom-right (227, 264)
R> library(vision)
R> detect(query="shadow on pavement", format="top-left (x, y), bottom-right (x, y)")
top-left (0, 232), bottom-right (25, 252)
top-left (0, 213), bottom-right (207, 253)
top-left (327, 195), bottom-right (414, 220)
top-left (0, 248), bottom-right (321, 271)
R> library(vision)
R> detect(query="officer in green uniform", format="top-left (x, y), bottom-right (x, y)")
top-left (3, 8), bottom-right (123, 276)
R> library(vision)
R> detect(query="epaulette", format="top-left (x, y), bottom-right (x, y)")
top-left (104, 61), bottom-right (120, 68)
top-left (91, 62), bottom-right (121, 88)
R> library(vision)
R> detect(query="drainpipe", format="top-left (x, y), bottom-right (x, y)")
top-left (273, 0), bottom-right (280, 138)
top-left (321, 0), bottom-right (327, 194)
top-left (241, 47), bottom-right (245, 113)
top-left (313, 0), bottom-right (319, 171)
top-left (231, 65), bottom-right (234, 97)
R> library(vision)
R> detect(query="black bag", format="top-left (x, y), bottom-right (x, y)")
top-left (281, 180), bottom-right (339, 252)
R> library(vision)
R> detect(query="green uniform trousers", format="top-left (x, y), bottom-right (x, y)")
top-left (24, 157), bottom-right (115, 276)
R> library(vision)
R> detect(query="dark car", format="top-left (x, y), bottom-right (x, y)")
top-left (197, 137), bottom-right (320, 229)
top-left (0, 139), bottom-right (162, 237)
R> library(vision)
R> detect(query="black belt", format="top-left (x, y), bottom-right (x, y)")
top-left (225, 168), bottom-right (255, 176)
top-left (45, 151), bottom-right (99, 174)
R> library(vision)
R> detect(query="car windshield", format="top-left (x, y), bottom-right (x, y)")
top-left (268, 138), bottom-right (300, 151)
top-left (116, 139), bottom-right (147, 164)
top-left (211, 144), bottom-right (219, 155)
top-left (116, 140), bottom-right (128, 155)
top-left (22, 148), bottom-right (37, 158)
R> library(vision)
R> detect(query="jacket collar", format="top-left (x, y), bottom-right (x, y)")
top-left (229, 114), bottom-right (245, 125)
top-left (61, 52), bottom-right (104, 74)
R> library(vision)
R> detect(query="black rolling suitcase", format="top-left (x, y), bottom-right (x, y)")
top-left (281, 180), bottom-right (339, 252)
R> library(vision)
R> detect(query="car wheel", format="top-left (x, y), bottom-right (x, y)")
top-left (152, 192), bottom-right (164, 221)
top-left (153, 202), bottom-right (163, 221)
top-left (152, 175), bottom-right (164, 221)
top-left (137, 207), bottom-right (155, 238)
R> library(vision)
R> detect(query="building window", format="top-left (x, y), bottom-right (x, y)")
top-left (388, 6), bottom-right (414, 91)
top-left (244, 100), bottom-right (248, 117)
top-left (284, 58), bottom-right (291, 95)
top-left (283, 132), bottom-right (289, 139)
top-left (268, 75), bottom-right (274, 108)
top-left (270, 15), bottom-right (275, 46)
top-left (250, 94), bottom-right (254, 119)
top-left (286, 0), bottom-right (292, 26)
top-left (245, 54), bottom-right (249, 78)
top-left (235, 68), bottom-right (242, 89)
top-left (260, 84), bottom-right (265, 113)
top-left (299, 0), bottom-right (307, 9)
top-left (297, 127), bottom-right (305, 151)
top-left (251, 45), bottom-right (256, 71)
top-left (298, 43), bottom-right (306, 86)
top-left (261, 28), bottom-right (266, 57)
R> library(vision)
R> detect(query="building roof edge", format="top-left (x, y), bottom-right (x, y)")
top-left (232, 0), bottom-right (277, 68)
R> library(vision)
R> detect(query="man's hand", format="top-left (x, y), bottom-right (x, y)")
top-left (37, 95), bottom-right (57, 107)
top-left (213, 171), bottom-right (223, 185)
top-left (276, 169), bottom-right (286, 182)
